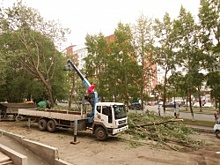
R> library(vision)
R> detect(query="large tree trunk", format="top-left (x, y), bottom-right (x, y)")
top-left (198, 86), bottom-right (202, 112)
top-left (188, 89), bottom-right (194, 121)
top-left (40, 74), bottom-right (55, 107)
top-left (69, 73), bottom-right (75, 110)
top-left (163, 68), bottom-right (168, 113)
top-left (47, 87), bottom-right (54, 107)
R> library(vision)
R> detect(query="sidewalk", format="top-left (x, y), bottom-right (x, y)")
top-left (165, 106), bottom-right (217, 115)
top-left (144, 105), bottom-right (216, 132)
top-left (180, 107), bottom-right (216, 115)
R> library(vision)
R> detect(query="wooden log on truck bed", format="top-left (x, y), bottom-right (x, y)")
top-left (18, 109), bottom-right (88, 121)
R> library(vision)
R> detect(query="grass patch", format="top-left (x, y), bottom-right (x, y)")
top-left (183, 118), bottom-right (214, 127)
top-left (179, 107), bottom-right (216, 115)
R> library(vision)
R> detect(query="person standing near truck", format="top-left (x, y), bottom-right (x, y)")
top-left (173, 102), bottom-right (177, 118)
top-left (214, 110), bottom-right (220, 123)
top-left (175, 102), bottom-right (180, 118)
top-left (158, 105), bottom-right (161, 116)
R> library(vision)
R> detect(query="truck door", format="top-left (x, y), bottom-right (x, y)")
top-left (102, 106), bottom-right (112, 123)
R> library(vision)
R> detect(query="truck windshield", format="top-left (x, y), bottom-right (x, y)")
top-left (113, 105), bottom-right (127, 119)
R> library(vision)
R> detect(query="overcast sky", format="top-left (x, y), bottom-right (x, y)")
top-left (2, 0), bottom-right (200, 48)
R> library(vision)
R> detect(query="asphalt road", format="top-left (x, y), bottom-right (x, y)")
top-left (58, 102), bottom-right (216, 122)
top-left (143, 105), bottom-right (215, 122)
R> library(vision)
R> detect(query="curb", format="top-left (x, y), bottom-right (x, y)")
top-left (0, 129), bottom-right (72, 165)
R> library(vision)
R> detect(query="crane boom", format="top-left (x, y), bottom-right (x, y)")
top-left (67, 59), bottom-right (98, 122)
top-left (67, 59), bottom-right (91, 89)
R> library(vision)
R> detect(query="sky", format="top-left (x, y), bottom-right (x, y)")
top-left (2, 0), bottom-right (201, 48)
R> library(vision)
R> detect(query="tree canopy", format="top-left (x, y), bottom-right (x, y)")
top-left (0, 1), bottom-right (70, 105)
top-left (0, 0), bottom-right (220, 112)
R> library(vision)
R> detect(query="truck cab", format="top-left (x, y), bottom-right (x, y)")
top-left (92, 102), bottom-right (128, 140)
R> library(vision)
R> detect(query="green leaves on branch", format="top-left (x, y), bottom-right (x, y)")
top-left (126, 113), bottom-right (206, 150)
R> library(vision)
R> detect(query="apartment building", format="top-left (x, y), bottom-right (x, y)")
top-left (63, 44), bottom-right (88, 69)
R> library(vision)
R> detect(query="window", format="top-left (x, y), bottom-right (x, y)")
top-left (102, 106), bottom-right (112, 123)
top-left (97, 106), bottom-right (101, 113)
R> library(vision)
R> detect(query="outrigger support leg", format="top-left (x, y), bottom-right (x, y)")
top-left (70, 120), bottom-right (80, 145)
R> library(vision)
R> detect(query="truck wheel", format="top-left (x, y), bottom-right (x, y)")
top-left (38, 119), bottom-right (47, 131)
top-left (95, 127), bottom-right (108, 141)
top-left (15, 115), bottom-right (23, 121)
top-left (47, 120), bottom-right (56, 132)
top-left (216, 130), bottom-right (220, 139)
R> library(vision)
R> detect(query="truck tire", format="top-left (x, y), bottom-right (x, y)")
top-left (38, 119), bottom-right (47, 131)
top-left (216, 130), bottom-right (220, 139)
top-left (47, 120), bottom-right (56, 132)
top-left (95, 127), bottom-right (108, 141)
top-left (15, 115), bottom-right (23, 121)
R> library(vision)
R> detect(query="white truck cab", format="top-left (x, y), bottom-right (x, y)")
top-left (92, 102), bottom-right (128, 140)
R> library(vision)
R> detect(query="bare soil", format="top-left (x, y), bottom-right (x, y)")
top-left (0, 121), bottom-right (220, 165)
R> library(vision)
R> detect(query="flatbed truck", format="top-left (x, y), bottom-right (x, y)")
top-left (18, 101), bottom-right (128, 140)
top-left (17, 59), bottom-right (128, 140)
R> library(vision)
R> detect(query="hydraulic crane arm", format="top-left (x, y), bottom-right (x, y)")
top-left (67, 59), bottom-right (91, 89)
top-left (67, 59), bottom-right (98, 122)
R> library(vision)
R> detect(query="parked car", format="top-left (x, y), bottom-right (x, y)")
top-left (158, 101), bottom-right (163, 105)
top-left (147, 101), bottom-right (154, 106)
top-left (193, 102), bottom-right (200, 107)
top-left (129, 102), bottom-right (142, 110)
top-left (203, 102), bottom-right (213, 107)
top-left (162, 102), bottom-right (174, 108)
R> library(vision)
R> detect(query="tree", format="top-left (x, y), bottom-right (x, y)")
top-left (206, 71), bottom-right (220, 110)
top-left (167, 72), bottom-right (183, 100)
top-left (198, 0), bottom-right (220, 109)
top-left (113, 22), bottom-right (141, 105)
top-left (0, 51), bottom-right (7, 98)
top-left (173, 6), bottom-right (202, 120)
top-left (84, 33), bottom-right (109, 100)
top-left (192, 72), bottom-right (205, 112)
top-left (0, 1), bottom-right (69, 106)
top-left (133, 14), bottom-right (155, 110)
top-left (84, 23), bottom-right (140, 104)
top-left (153, 13), bottom-right (177, 113)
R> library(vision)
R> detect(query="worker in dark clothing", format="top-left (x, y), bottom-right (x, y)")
top-left (214, 110), bottom-right (219, 123)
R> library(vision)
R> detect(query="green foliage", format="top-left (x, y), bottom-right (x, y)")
top-left (1, 0), bottom-right (220, 110)
top-left (133, 14), bottom-right (155, 109)
top-left (85, 23), bottom-right (140, 103)
top-left (198, 0), bottom-right (220, 108)
top-left (153, 13), bottom-right (178, 108)
top-left (206, 71), bottom-right (220, 110)
top-left (0, 1), bottom-right (69, 104)
top-left (126, 112), bottom-right (206, 150)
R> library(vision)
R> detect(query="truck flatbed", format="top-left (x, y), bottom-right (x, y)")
top-left (18, 109), bottom-right (88, 121)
